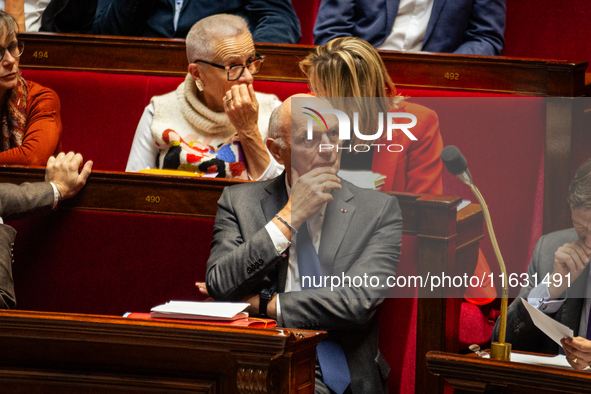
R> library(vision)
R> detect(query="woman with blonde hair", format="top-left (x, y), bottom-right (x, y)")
top-left (300, 36), bottom-right (443, 194)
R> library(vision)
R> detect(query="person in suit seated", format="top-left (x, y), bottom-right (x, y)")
top-left (40, 0), bottom-right (301, 43)
top-left (300, 36), bottom-right (443, 194)
top-left (493, 158), bottom-right (591, 370)
top-left (313, 0), bottom-right (505, 56)
top-left (126, 14), bottom-right (283, 181)
top-left (0, 10), bottom-right (62, 166)
top-left (2, 0), bottom-right (49, 31)
top-left (0, 152), bottom-right (93, 309)
top-left (205, 94), bottom-right (402, 394)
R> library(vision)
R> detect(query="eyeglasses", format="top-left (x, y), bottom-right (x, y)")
top-left (0, 42), bottom-right (24, 62)
top-left (193, 53), bottom-right (265, 81)
top-left (299, 129), bottom-right (342, 150)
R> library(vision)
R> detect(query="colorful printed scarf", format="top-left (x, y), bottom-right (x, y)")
top-left (1, 76), bottom-right (28, 152)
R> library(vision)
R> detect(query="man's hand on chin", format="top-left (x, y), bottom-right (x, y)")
top-left (548, 240), bottom-right (591, 299)
top-left (288, 167), bottom-right (341, 230)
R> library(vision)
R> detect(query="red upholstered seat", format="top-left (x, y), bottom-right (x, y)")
top-left (19, 70), bottom-right (308, 172)
top-left (11, 211), bottom-right (213, 315)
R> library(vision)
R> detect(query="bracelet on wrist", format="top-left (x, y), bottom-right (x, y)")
top-left (274, 214), bottom-right (297, 235)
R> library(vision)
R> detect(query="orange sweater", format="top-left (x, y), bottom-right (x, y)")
top-left (0, 81), bottom-right (62, 166)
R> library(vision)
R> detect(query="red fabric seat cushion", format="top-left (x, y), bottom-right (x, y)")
top-left (11, 210), bottom-right (213, 315)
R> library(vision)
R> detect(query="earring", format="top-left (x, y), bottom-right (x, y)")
top-left (195, 79), bottom-right (204, 91)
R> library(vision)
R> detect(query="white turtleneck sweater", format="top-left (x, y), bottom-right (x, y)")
top-left (126, 74), bottom-right (283, 181)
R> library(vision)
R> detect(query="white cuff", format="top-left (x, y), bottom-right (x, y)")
top-left (265, 221), bottom-right (290, 254)
top-left (249, 147), bottom-right (285, 181)
top-left (276, 293), bottom-right (282, 323)
top-left (528, 282), bottom-right (565, 314)
top-left (49, 182), bottom-right (60, 210)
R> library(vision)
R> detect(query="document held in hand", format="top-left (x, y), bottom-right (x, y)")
top-left (521, 297), bottom-right (574, 347)
top-left (150, 301), bottom-right (250, 321)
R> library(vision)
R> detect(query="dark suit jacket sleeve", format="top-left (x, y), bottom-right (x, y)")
top-left (92, 0), bottom-right (156, 36)
top-left (313, 0), bottom-right (357, 45)
top-left (280, 195), bottom-right (401, 331)
top-left (206, 185), bottom-right (286, 301)
top-left (0, 182), bottom-right (54, 222)
top-left (0, 182), bottom-right (54, 309)
top-left (492, 234), bottom-right (548, 351)
top-left (244, 0), bottom-right (301, 44)
top-left (453, 0), bottom-right (505, 56)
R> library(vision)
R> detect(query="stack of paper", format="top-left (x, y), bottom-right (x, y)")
top-left (338, 170), bottom-right (386, 190)
top-left (150, 301), bottom-right (250, 321)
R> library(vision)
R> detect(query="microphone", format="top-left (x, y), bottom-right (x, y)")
top-left (441, 145), bottom-right (511, 361)
top-left (441, 145), bottom-right (472, 185)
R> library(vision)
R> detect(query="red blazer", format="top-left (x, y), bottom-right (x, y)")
top-left (0, 81), bottom-right (62, 166)
top-left (372, 101), bottom-right (443, 194)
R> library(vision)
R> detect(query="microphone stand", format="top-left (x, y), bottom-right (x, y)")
top-left (463, 173), bottom-right (511, 361)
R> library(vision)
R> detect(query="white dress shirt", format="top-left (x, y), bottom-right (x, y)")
top-left (0, 0), bottom-right (50, 31)
top-left (265, 177), bottom-right (327, 320)
top-left (376, 0), bottom-right (435, 52)
top-left (174, 0), bottom-right (183, 31)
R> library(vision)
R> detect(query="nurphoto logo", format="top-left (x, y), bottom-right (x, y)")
top-left (303, 107), bottom-right (418, 153)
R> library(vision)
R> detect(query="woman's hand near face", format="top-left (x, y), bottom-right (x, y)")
top-left (224, 84), bottom-right (259, 137)
top-left (223, 83), bottom-right (270, 180)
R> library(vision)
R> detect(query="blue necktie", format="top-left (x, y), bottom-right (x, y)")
top-left (297, 223), bottom-right (351, 394)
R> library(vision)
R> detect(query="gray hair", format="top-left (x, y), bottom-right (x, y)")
top-left (186, 14), bottom-right (250, 64)
top-left (267, 104), bottom-right (287, 149)
top-left (0, 10), bottom-right (18, 39)
top-left (569, 158), bottom-right (591, 211)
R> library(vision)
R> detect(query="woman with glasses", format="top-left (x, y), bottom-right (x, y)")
top-left (0, 10), bottom-right (61, 166)
top-left (126, 14), bottom-right (282, 180)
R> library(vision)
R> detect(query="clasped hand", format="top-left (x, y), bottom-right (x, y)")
top-left (45, 152), bottom-right (93, 199)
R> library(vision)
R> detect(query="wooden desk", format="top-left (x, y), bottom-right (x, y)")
top-left (17, 33), bottom-right (586, 96)
top-left (426, 351), bottom-right (590, 394)
top-left (0, 309), bottom-right (325, 394)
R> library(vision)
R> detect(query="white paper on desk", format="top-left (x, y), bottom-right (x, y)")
top-left (151, 301), bottom-right (250, 319)
top-left (510, 352), bottom-right (572, 368)
top-left (521, 297), bottom-right (574, 346)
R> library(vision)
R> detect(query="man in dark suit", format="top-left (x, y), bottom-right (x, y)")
top-left (205, 95), bottom-right (402, 394)
top-left (0, 152), bottom-right (92, 309)
top-left (313, 0), bottom-right (505, 56)
top-left (41, 0), bottom-right (301, 43)
top-left (493, 158), bottom-right (591, 370)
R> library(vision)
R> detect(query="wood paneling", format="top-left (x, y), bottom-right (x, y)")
top-left (427, 350), bottom-right (591, 393)
top-left (0, 310), bottom-right (325, 394)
